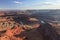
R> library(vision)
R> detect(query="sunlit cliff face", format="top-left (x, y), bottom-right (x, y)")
top-left (0, 17), bottom-right (15, 31)
top-left (0, 25), bottom-right (26, 40)
top-left (0, 17), bottom-right (25, 40)
top-left (0, 15), bottom-right (41, 40)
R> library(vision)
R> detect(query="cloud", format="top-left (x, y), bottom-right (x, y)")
top-left (13, 0), bottom-right (60, 9)
top-left (13, 1), bottom-right (22, 4)
top-left (35, 1), bottom-right (60, 6)
top-left (22, 1), bottom-right (60, 10)
top-left (37, 1), bottom-right (60, 9)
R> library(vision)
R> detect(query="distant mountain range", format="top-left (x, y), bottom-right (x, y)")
top-left (0, 9), bottom-right (60, 23)
top-left (27, 10), bottom-right (60, 23)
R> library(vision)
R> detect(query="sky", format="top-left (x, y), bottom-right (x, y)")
top-left (0, 0), bottom-right (60, 10)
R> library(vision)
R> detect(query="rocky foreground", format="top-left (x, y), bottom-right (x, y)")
top-left (0, 17), bottom-right (60, 40)
top-left (0, 13), bottom-right (60, 40)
